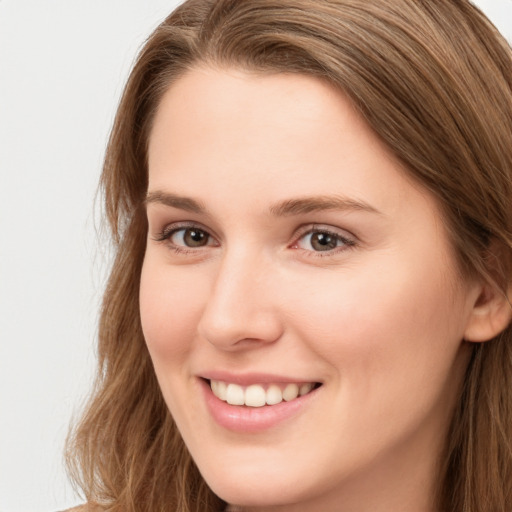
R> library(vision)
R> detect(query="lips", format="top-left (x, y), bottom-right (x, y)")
top-left (200, 375), bottom-right (322, 432)
top-left (210, 380), bottom-right (316, 407)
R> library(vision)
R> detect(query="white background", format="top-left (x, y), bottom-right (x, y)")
top-left (0, 1), bottom-right (510, 511)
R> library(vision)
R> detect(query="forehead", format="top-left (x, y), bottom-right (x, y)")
top-left (150, 68), bottom-right (452, 245)
top-left (149, 66), bottom-right (370, 147)
top-left (148, 66), bottom-right (412, 209)
top-left (148, 67), bottom-right (348, 165)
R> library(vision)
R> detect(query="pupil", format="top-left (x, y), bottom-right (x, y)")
top-left (185, 229), bottom-right (207, 247)
top-left (311, 232), bottom-right (337, 251)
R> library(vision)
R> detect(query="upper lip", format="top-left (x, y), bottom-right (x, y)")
top-left (199, 371), bottom-right (321, 386)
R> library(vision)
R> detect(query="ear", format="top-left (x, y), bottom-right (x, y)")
top-left (464, 280), bottom-right (512, 342)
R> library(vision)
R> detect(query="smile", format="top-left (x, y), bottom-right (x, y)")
top-left (210, 380), bottom-right (318, 407)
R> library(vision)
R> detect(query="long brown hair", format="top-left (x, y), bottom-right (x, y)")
top-left (66, 1), bottom-right (512, 510)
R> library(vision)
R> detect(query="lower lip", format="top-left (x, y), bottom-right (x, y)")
top-left (200, 379), bottom-right (320, 433)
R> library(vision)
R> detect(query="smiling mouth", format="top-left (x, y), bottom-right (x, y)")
top-left (208, 380), bottom-right (321, 407)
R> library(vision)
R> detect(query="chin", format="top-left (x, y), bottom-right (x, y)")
top-left (199, 459), bottom-right (327, 510)
top-left (207, 478), bottom-right (297, 509)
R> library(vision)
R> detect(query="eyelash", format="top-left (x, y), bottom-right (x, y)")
top-left (292, 226), bottom-right (356, 257)
top-left (153, 223), bottom-right (357, 257)
top-left (153, 222), bottom-right (217, 255)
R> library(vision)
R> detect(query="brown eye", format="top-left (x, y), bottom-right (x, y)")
top-left (171, 227), bottom-right (211, 247)
top-left (296, 229), bottom-right (353, 253)
top-left (310, 232), bottom-right (338, 251)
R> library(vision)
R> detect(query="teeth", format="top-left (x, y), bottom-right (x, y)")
top-left (245, 384), bottom-right (267, 407)
top-left (282, 383), bottom-right (299, 402)
top-left (266, 384), bottom-right (283, 405)
top-left (210, 380), bottom-right (316, 407)
top-left (211, 380), bottom-right (227, 400)
top-left (226, 383), bottom-right (245, 405)
top-left (299, 383), bottom-right (314, 396)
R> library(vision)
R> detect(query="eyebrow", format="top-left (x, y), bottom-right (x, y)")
top-left (145, 191), bottom-right (207, 214)
top-left (268, 195), bottom-right (381, 216)
top-left (145, 191), bottom-right (381, 217)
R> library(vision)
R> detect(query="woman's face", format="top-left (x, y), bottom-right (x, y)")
top-left (140, 67), bottom-right (480, 510)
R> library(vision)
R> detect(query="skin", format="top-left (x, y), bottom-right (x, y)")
top-left (140, 67), bottom-right (488, 511)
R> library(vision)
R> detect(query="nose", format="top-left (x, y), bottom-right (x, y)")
top-left (197, 248), bottom-right (284, 350)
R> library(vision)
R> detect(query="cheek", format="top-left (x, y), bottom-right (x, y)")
top-left (284, 256), bottom-right (467, 384)
top-left (139, 257), bottom-right (207, 362)
top-left (281, 260), bottom-right (470, 452)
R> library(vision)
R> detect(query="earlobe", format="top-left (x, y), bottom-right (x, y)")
top-left (464, 281), bottom-right (512, 343)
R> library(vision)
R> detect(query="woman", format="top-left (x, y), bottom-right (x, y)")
top-left (66, 0), bottom-right (512, 510)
